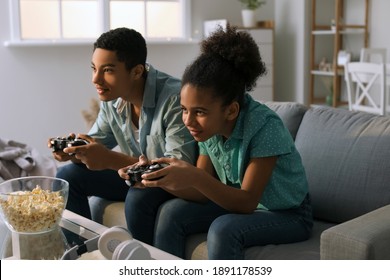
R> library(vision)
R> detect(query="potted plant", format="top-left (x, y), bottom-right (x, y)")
top-left (238, 0), bottom-right (266, 28)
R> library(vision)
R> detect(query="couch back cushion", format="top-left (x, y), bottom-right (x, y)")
top-left (263, 101), bottom-right (308, 140)
top-left (295, 106), bottom-right (390, 223)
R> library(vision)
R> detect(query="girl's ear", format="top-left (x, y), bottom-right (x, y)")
top-left (132, 64), bottom-right (145, 79)
top-left (226, 101), bottom-right (240, 121)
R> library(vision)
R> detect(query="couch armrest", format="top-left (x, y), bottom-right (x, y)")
top-left (320, 204), bottom-right (390, 259)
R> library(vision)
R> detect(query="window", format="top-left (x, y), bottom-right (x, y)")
top-left (6, 0), bottom-right (191, 45)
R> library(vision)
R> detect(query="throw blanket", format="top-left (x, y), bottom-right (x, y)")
top-left (0, 138), bottom-right (56, 182)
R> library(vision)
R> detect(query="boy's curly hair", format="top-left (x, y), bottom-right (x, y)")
top-left (93, 28), bottom-right (147, 72)
top-left (182, 24), bottom-right (267, 107)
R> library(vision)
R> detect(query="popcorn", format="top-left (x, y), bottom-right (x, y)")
top-left (0, 185), bottom-right (65, 233)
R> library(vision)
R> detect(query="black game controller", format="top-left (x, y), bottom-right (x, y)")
top-left (50, 136), bottom-right (89, 153)
top-left (126, 163), bottom-right (166, 187)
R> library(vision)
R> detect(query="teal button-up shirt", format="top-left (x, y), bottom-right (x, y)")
top-left (88, 64), bottom-right (197, 164)
top-left (199, 94), bottom-right (308, 210)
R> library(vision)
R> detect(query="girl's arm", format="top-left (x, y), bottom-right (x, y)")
top-left (156, 155), bottom-right (216, 202)
top-left (188, 156), bottom-right (277, 213)
top-left (142, 156), bottom-right (277, 213)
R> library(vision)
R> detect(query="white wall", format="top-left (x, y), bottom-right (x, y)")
top-left (1, 0), bottom-right (390, 157)
top-left (369, 0), bottom-right (390, 52)
top-left (0, 0), bottom-right (274, 157)
top-left (274, 0), bottom-right (310, 103)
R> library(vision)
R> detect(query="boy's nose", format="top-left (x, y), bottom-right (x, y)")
top-left (92, 71), bottom-right (102, 84)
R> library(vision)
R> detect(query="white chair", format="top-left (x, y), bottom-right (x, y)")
top-left (360, 48), bottom-right (387, 63)
top-left (344, 62), bottom-right (387, 115)
top-left (359, 48), bottom-right (389, 110)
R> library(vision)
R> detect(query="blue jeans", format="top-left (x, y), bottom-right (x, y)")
top-left (57, 163), bottom-right (129, 219)
top-left (125, 187), bottom-right (176, 245)
top-left (154, 195), bottom-right (313, 259)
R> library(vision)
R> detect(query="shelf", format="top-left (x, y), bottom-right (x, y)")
top-left (311, 70), bottom-right (344, 76)
top-left (312, 29), bottom-right (366, 35)
top-left (309, 0), bottom-right (369, 107)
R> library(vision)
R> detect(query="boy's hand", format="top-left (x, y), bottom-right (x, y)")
top-left (48, 133), bottom-right (76, 162)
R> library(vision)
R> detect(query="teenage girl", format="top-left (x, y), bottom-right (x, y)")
top-left (119, 24), bottom-right (313, 259)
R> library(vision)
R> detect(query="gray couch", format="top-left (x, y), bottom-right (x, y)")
top-left (89, 102), bottom-right (390, 260)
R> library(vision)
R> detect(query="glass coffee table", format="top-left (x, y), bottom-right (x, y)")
top-left (0, 209), bottom-right (179, 260)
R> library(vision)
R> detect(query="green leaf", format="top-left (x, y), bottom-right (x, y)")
top-left (238, 0), bottom-right (266, 10)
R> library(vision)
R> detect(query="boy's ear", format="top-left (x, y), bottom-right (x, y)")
top-left (226, 101), bottom-right (240, 120)
top-left (132, 64), bottom-right (145, 79)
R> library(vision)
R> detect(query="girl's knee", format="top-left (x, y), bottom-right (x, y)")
top-left (124, 188), bottom-right (146, 212)
top-left (157, 198), bottom-right (186, 219)
top-left (210, 214), bottom-right (235, 230)
top-left (155, 198), bottom-right (196, 232)
top-left (208, 215), bottom-right (235, 241)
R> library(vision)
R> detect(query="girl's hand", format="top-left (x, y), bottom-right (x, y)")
top-left (118, 155), bottom-right (150, 188)
top-left (140, 157), bottom-right (198, 191)
top-left (118, 165), bottom-right (132, 180)
top-left (118, 155), bottom-right (149, 178)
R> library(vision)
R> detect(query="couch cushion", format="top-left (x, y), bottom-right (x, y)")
top-left (295, 106), bottom-right (390, 223)
top-left (263, 101), bottom-right (308, 140)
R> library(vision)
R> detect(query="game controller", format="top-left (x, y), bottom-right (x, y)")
top-left (125, 163), bottom-right (166, 187)
top-left (50, 136), bottom-right (89, 153)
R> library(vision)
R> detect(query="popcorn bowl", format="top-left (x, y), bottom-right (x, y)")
top-left (0, 176), bottom-right (69, 234)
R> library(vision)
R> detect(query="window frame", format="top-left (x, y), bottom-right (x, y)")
top-left (5, 0), bottom-right (193, 46)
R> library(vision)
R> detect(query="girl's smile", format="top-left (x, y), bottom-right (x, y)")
top-left (180, 84), bottom-right (238, 142)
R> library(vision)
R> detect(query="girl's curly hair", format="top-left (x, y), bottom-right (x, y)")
top-left (182, 24), bottom-right (267, 107)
